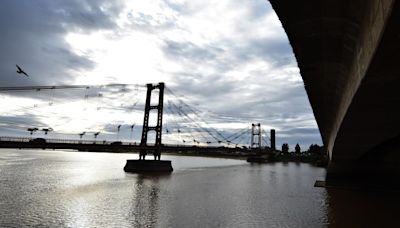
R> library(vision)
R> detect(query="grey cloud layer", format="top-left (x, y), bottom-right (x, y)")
top-left (0, 0), bottom-right (123, 86)
top-left (0, 0), bottom-right (322, 148)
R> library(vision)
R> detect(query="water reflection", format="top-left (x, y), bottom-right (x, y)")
top-left (129, 174), bottom-right (171, 227)
top-left (9, 149), bottom-right (400, 227)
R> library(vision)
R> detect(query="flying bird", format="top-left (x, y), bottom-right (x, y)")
top-left (16, 64), bottom-right (29, 77)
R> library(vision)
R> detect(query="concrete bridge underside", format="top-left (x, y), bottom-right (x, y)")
top-left (269, 0), bottom-right (400, 186)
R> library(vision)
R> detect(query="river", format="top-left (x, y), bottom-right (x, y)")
top-left (0, 149), bottom-right (399, 227)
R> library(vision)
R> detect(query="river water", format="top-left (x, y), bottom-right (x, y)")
top-left (0, 149), bottom-right (399, 227)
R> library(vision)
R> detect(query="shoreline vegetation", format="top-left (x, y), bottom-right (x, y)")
top-left (41, 147), bottom-right (329, 167)
top-left (4, 146), bottom-right (328, 167)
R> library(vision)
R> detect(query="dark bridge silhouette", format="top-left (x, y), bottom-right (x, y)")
top-left (0, 136), bottom-right (253, 155)
top-left (0, 83), bottom-right (274, 161)
top-left (269, 0), bottom-right (400, 187)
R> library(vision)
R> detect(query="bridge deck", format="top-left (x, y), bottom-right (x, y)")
top-left (0, 136), bottom-right (254, 154)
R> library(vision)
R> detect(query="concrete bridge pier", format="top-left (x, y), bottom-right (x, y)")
top-left (326, 133), bottom-right (400, 189)
top-left (326, 161), bottom-right (400, 189)
top-left (268, 0), bottom-right (400, 188)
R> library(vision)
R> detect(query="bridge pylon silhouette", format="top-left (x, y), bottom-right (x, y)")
top-left (125, 82), bottom-right (173, 173)
top-left (251, 123), bottom-right (261, 150)
top-left (139, 82), bottom-right (164, 160)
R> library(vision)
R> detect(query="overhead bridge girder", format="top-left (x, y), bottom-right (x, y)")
top-left (269, 0), bottom-right (400, 188)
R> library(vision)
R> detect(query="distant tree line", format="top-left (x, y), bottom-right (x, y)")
top-left (271, 143), bottom-right (327, 165)
top-left (280, 143), bottom-right (325, 156)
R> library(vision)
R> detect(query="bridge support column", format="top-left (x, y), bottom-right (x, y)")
top-left (247, 123), bottom-right (267, 163)
top-left (325, 161), bottom-right (400, 190)
top-left (251, 123), bottom-right (261, 150)
top-left (324, 134), bottom-right (400, 190)
top-left (270, 129), bottom-right (276, 151)
top-left (125, 82), bottom-right (173, 173)
top-left (140, 82), bottom-right (164, 160)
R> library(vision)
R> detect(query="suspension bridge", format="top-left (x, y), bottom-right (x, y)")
top-left (0, 82), bottom-right (276, 159)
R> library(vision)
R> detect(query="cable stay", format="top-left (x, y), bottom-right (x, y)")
top-left (165, 88), bottom-right (232, 143)
top-left (262, 137), bottom-right (270, 147)
top-left (176, 100), bottom-right (230, 142)
top-left (171, 103), bottom-right (214, 145)
top-left (170, 101), bottom-right (225, 143)
top-left (0, 83), bottom-right (147, 138)
top-left (166, 103), bottom-right (207, 145)
top-left (228, 129), bottom-right (252, 145)
top-left (222, 128), bottom-right (251, 146)
top-left (166, 87), bottom-right (258, 147)
top-left (164, 105), bottom-right (187, 144)
top-left (168, 101), bottom-right (223, 144)
top-left (0, 83), bottom-right (264, 148)
top-left (0, 84), bottom-right (142, 116)
top-left (225, 127), bottom-right (251, 141)
top-left (165, 104), bottom-right (195, 144)
top-left (0, 83), bottom-right (146, 92)
top-left (165, 86), bottom-right (260, 123)
top-left (260, 127), bottom-right (271, 147)
top-left (233, 134), bottom-right (247, 148)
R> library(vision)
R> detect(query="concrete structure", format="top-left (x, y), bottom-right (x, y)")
top-left (251, 123), bottom-right (262, 149)
top-left (269, 0), bottom-right (400, 186)
top-left (124, 160), bottom-right (173, 173)
top-left (140, 82), bottom-right (165, 160)
top-left (270, 129), bottom-right (276, 151)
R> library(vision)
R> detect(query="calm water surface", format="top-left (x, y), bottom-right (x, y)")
top-left (1, 149), bottom-right (399, 227)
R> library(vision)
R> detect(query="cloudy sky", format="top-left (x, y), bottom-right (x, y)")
top-left (0, 0), bottom-right (322, 150)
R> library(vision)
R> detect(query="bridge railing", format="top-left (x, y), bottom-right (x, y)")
top-left (0, 136), bottom-right (252, 151)
top-left (0, 136), bottom-right (140, 145)
top-left (0, 136), bottom-right (31, 143)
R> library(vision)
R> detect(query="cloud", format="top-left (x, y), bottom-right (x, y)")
top-left (0, 0), bottom-right (124, 86)
top-left (0, 0), bottom-right (323, 148)
top-left (163, 40), bottom-right (224, 63)
top-left (0, 113), bottom-right (50, 138)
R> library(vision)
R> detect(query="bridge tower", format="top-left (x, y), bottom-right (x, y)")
top-left (270, 129), bottom-right (276, 151)
top-left (140, 82), bottom-right (164, 160)
top-left (251, 123), bottom-right (262, 150)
